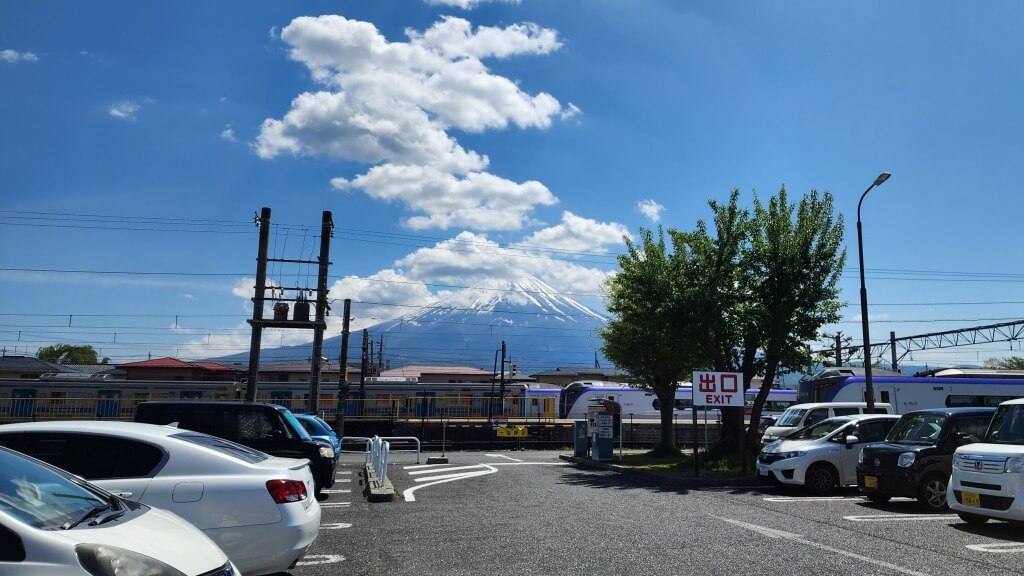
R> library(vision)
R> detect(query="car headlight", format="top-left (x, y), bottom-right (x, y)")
top-left (898, 452), bottom-right (916, 468)
top-left (319, 446), bottom-right (334, 458)
top-left (77, 544), bottom-right (187, 576)
top-left (1007, 456), bottom-right (1024, 473)
top-left (775, 451), bottom-right (807, 461)
top-left (858, 450), bottom-right (865, 464)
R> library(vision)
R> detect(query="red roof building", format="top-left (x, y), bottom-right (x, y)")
top-left (116, 358), bottom-right (240, 382)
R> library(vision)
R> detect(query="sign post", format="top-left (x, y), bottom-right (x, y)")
top-left (692, 371), bottom-right (745, 476)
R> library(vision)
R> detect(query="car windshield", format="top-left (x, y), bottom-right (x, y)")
top-left (313, 416), bottom-right (335, 434)
top-left (775, 408), bottom-right (807, 427)
top-left (886, 413), bottom-right (946, 445)
top-left (171, 432), bottom-right (269, 463)
top-left (790, 417), bottom-right (852, 441)
top-left (984, 405), bottom-right (1024, 445)
top-left (298, 415), bottom-right (330, 436)
top-left (0, 449), bottom-right (108, 530)
top-left (281, 410), bottom-right (312, 441)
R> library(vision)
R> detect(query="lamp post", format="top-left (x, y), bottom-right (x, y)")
top-left (857, 172), bottom-right (891, 414)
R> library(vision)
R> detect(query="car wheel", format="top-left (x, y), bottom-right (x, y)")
top-left (805, 463), bottom-right (837, 495)
top-left (917, 474), bottom-right (948, 511)
top-left (866, 494), bottom-right (891, 503)
top-left (957, 512), bottom-right (989, 525)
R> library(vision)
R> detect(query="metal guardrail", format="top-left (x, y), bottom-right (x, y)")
top-left (368, 436), bottom-right (390, 486)
top-left (340, 435), bottom-right (421, 465)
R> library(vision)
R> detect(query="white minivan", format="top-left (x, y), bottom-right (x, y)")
top-left (762, 402), bottom-right (893, 442)
top-left (949, 398), bottom-right (1024, 524)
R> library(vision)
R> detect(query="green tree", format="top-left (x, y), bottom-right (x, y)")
top-left (36, 344), bottom-right (104, 364)
top-left (669, 187), bottom-right (846, 451)
top-left (601, 228), bottom-right (703, 454)
top-left (984, 356), bottom-right (1024, 370)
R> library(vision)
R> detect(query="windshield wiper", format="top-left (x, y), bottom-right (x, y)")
top-left (61, 497), bottom-right (123, 530)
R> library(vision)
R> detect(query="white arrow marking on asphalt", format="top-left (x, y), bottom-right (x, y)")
top-left (296, 554), bottom-right (346, 565)
top-left (712, 515), bottom-right (932, 576)
top-left (404, 463), bottom-right (453, 470)
top-left (414, 468), bottom-right (492, 482)
top-left (843, 514), bottom-right (959, 522)
top-left (486, 453), bottom-right (523, 462)
top-left (403, 465), bottom-right (498, 502)
top-left (321, 522), bottom-right (353, 530)
top-left (408, 465), bottom-right (487, 476)
top-left (966, 543), bottom-right (1024, 553)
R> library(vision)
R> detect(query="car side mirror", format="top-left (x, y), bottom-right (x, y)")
top-left (956, 432), bottom-right (976, 446)
top-left (844, 435), bottom-right (859, 447)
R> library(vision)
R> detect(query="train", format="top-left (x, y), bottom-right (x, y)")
top-left (0, 376), bottom-right (798, 422)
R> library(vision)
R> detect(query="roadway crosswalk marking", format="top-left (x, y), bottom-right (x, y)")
top-left (843, 513), bottom-right (959, 522)
top-left (966, 543), bottom-right (1024, 554)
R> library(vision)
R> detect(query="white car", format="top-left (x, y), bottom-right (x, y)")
top-left (0, 421), bottom-right (321, 576)
top-left (949, 398), bottom-right (1024, 524)
top-left (0, 445), bottom-right (236, 576)
top-left (757, 414), bottom-right (900, 494)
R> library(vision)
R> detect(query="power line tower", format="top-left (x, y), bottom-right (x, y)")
top-left (245, 207), bottom-right (333, 413)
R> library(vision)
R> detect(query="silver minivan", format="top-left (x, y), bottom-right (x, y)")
top-left (762, 402), bottom-right (893, 442)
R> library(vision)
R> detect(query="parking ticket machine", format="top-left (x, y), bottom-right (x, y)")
top-left (586, 400), bottom-right (618, 461)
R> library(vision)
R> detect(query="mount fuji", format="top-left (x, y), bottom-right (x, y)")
top-left (211, 276), bottom-right (611, 373)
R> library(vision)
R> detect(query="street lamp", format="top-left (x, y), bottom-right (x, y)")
top-left (857, 172), bottom-right (890, 414)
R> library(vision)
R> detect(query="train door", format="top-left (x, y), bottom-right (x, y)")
top-left (96, 389), bottom-right (122, 418)
top-left (862, 385), bottom-right (898, 411)
top-left (543, 396), bottom-right (556, 419)
top-left (509, 395), bottom-right (521, 417)
top-left (11, 388), bottom-right (36, 419)
top-left (179, 390), bottom-right (203, 400)
top-left (414, 392), bottom-right (436, 417)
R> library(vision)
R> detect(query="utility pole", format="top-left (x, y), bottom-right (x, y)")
top-left (834, 333), bottom-right (843, 367)
top-left (498, 340), bottom-right (507, 416)
top-left (377, 339), bottom-right (384, 373)
top-left (358, 329), bottom-right (368, 417)
top-left (245, 207), bottom-right (271, 402)
top-left (334, 299), bottom-right (351, 436)
top-left (308, 211), bottom-right (333, 415)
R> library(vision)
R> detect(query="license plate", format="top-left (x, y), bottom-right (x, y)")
top-left (863, 475), bottom-right (878, 489)
top-left (961, 491), bottom-right (981, 507)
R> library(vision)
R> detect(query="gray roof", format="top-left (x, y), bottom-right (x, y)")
top-left (0, 355), bottom-right (68, 372)
top-left (63, 364), bottom-right (125, 376)
top-left (530, 366), bottom-right (626, 378)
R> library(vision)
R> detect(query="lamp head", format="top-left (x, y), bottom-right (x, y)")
top-left (874, 172), bottom-right (891, 187)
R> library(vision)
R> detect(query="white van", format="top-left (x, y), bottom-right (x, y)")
top-left (762, 402), bottom-right (893, 442)
top-left (949, 398), bottom-right (1024, 524)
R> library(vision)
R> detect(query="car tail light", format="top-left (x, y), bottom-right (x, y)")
top-left (266, 479), bottom-right (307, 504)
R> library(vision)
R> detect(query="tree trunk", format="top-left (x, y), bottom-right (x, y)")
top-left (745, 360), bottom-right (779, 449)
top-left (658, 390), bottom-right (676, 452)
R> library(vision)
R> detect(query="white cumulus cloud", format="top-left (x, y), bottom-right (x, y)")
top-left (637, 199), bottom-right (665, 223)
top-left (1, 49), bottom-right (38, 63)
top-left (424, 0), bottom-right (521, 9)
top-left (220, 125), bottom-right (237, 142)
top-left (108, 100), bottom-right (140, 121)
top-left (258, 14), bottom-right (574, 232)
top-left (515, 212), bottom-right (629, 254)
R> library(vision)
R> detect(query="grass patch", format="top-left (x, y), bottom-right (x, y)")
top-left (615, 446), bottom-right (756, 478)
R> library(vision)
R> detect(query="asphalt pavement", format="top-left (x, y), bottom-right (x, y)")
top-left (287, 450), bottom-right (1024, 576)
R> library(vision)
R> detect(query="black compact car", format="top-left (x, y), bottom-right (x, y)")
top-left (856, 407), bottom-right (995, 511)
top-left (134, 401), bottom-right (336, 495)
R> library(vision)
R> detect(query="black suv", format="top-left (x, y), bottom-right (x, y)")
top-left (857, 407), bottom-right (994, 510)
top-left (134, 401), bottom-right (336, 495)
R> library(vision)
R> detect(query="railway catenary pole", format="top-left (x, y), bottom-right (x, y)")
top-left (499, 341), bottom-right (506, 417)
top-left (245, 207), bottom-right (271, 403)
top-left (358, 329), bottom-right (368, 417)
top-left (334, 299), bottom-right (351, 436)
top-left (488, 349), bottom-right (499, 424)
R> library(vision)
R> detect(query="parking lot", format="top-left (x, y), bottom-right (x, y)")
top-left (291, 451), bottom-right (1024, 576)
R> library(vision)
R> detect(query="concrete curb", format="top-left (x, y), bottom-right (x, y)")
top-left (363, 463), bottom-right (397, 502)
top-left (559, 454), bottom-right (764, 489)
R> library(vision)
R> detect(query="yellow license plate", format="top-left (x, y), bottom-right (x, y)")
top-left (961, 491), bottom-right (981, 507)
top-left (863, 475), bottom-right (878, 489)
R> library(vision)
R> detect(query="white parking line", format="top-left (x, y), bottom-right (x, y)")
top-left (297, 554), bottom-right (345, 566)
top-left (319, 502), bottom-right (351, 508)
top-left (486, 453), bottom-right (523, 462)
top-left (712, 515), bottom-right (931, 576)
top-left (334, 478), bottom-right (351, 482)
top-left (843, 514), bottom-right (960, 522)
top-left (321, 522), bottom-right (353, 530)
top-left (335, 470), bottom-right (352, 475)
top-left (966, 543), bottom-right (1024, 554)
top-left (408, 465), bottom-right (487, 476)
top-left (763, 496), bottom-right (862, 502)
top-left (403, 465), bottom-right (498, 502)
top-left (322, 488), bottom-right (351, 494)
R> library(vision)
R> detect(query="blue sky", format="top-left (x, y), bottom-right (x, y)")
top-left (2, 0), bottom-right (1023, 369)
